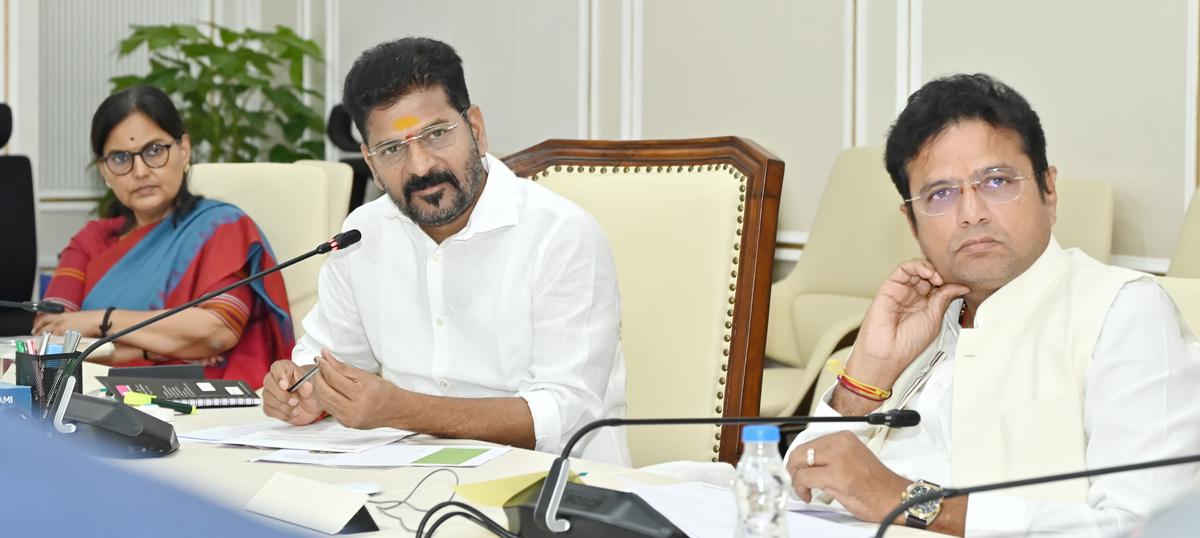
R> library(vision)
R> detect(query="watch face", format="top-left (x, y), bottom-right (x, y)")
top-left (907, 482), bottom-right (942, 519)
top-left (911, 497), bottom-right (940, 518)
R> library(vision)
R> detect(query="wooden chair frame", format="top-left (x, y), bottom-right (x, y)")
top-left (504, 137), bottom-right (783, 463)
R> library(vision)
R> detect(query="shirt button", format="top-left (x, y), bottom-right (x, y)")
top-left (435, 317), bottom-right (444, 326)
top-left (438, 379), bottom-right (449, 389)
top-left (432, 252), bottom-right (440, 262)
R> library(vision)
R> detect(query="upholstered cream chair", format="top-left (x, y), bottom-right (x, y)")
top-left (504, 138), bottom-right (784, 466)
top-left (190, 162), bottom-right (351, 337)
top-left (1168, 190), bottom-right (1200, 277)
top-left (1053, 178), bottom-right (1113, 263)
top-left (763, 147), bottom-right (920, 418)
top-left (295, 160), bottom-right (355, 237)
top-left (1157, 277), bottom-right (1200, 334)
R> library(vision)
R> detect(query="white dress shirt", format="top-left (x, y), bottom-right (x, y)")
top-left (294, 155), bottom-right (630, 465)
top-left (789, 280), bottom-right (1200, 536)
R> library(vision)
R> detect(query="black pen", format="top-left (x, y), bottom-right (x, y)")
top-left (286, 365), bottom-right (320, 393)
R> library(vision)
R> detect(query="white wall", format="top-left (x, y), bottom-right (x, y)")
top-left (327, 0), bottom-right (588, 157)
top-left (321, 0), bottom-right (1197, 273)
top-left (8, 0), bottom-right (1199, 283)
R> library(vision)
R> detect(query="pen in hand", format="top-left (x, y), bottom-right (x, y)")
top-left (286, 365), bottom-right (320, 393)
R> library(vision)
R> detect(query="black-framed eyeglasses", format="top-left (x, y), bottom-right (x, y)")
top-left (98, 142), bottom-right (174, 176)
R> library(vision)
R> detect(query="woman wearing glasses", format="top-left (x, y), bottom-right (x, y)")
top-left (34, 85), bottom-right (294, 388)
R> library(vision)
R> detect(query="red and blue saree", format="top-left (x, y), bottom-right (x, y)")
top-left (43, 199), bottom-right (293, 388)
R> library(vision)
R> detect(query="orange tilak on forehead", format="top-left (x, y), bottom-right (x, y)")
top-left (392, 115), bottom-right (421, 136)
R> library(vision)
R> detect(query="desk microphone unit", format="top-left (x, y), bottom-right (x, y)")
top-left (501, 409), bottom-right (920, 537)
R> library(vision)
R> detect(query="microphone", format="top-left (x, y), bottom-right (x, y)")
top-left (38, 230), bottom-right (362, 452)
top-left (0, 299), bottom-right (66, 313)
top-left (873, 452), bottom-right (1200, 537)
top-left (317, 229), bottom-right (361, 254)
top-left (497, 409), bottom-right (921, 537)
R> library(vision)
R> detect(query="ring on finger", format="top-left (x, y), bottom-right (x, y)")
top-left (806, 447), bottom-right (816, 466)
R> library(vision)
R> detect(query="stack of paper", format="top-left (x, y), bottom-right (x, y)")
top-left (179, 420), bottom-right (415, 453)
top-left (251, 445), bottom-right (510, 468)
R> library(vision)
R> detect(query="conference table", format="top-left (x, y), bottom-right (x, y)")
top-left (8, 361), bottom-right (936, 537)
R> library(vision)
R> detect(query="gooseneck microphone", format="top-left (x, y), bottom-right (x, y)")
top-left (41, 230), bottom-right (363, 431)
top-left (873, 452), bottom-right (1200, 537)
top-left (458, 409), bottom-right (918, 537)
top-left (0, 299), bottom-right (66, 314)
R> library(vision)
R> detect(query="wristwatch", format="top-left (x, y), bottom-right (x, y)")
top-left (901, 479), bottom-right (944, 529)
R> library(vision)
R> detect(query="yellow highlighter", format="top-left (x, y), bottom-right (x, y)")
top-left (122, 391), bottom-right (196, 414)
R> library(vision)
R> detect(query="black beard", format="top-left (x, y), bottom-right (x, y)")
top-left (402, 169), bottom-right (460, 204)
top-left (389, 155), bottom-right (487, 227)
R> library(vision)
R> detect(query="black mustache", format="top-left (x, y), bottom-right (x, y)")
top-left (403, 170), bottom-right (460, 200)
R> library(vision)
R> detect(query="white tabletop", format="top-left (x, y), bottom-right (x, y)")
top-left (8, 361), bottom-right (933, 537)
top-left (79, 362), bottom-right (673, 536)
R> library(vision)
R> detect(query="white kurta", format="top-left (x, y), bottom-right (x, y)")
top-left (789, 244), bottom-right (1200, 536)
top-left (294, 155), bottom-right (630, 465)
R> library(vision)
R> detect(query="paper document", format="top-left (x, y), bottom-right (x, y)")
top-left (625, 481), bottom-right (870, 538)
top-left (179, 420), bottom-right (415, 453)
top-left (786, 497), bottom-right (861, 524)
top-left (251, 444), bottom-right (509, 467)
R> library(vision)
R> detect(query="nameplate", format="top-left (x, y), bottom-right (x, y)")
top-left (245, 472), bottom-right (379, 535)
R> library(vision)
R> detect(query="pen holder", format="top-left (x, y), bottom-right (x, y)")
top-left (15, 352), bottom-right (83, 416)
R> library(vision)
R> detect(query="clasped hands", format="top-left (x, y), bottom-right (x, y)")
top-left (263, 349), bottom-right (402, 429)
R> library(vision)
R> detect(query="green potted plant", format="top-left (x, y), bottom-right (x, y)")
top-left (111, 23), bottom-right (326, 163)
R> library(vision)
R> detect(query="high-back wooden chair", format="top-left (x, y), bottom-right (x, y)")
top-left (504, 137), bottom-right (783, 465)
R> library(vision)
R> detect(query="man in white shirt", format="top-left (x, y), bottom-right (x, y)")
top-left (261, 37), bottom-right (629, 464)
top-left (785, 73), bottom-right (1200, 536)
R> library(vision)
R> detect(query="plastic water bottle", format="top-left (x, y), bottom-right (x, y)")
top-left (734, 425), bottom-right (789, 537)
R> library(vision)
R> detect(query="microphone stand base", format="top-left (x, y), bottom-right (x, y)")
top-left (57, 394), bottom-right (179, 458)
top-left (504, 481), bottom-right (685, 538)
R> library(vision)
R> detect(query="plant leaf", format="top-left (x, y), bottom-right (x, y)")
top-left (117, 28), bottom-right (147, 55)
top-left (109, 75), bottom-right (145, 91)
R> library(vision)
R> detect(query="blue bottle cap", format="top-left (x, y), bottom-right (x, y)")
top-left (742, 424), bottom-right (780, 443)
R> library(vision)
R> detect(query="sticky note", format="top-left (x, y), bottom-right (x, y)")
top-left (122, 391), bottom-right (154, 406)
top-left (413, 447), bottom-right (488, 465)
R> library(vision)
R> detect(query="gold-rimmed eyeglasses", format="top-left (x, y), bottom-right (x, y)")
top-left (903, 167), bottom-right (1034, 216)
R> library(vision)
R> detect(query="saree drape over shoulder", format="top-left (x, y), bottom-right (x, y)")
top-left (43, 199), bottom-right (293, 388)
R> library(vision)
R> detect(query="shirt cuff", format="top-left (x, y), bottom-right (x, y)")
top-left (964, 492), bottom-right (1030, 537)
top-left (517, 389), bottom-right (563, 454)
top-left (291, 334), bottom-right (319, 365)
top-left (782, 385), bottom-right (877, 464)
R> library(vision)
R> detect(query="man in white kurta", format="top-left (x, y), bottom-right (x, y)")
top-left (785, 73), bottom-right (1200, 536)
top-left (260, 37), bottom-right (628, 464)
